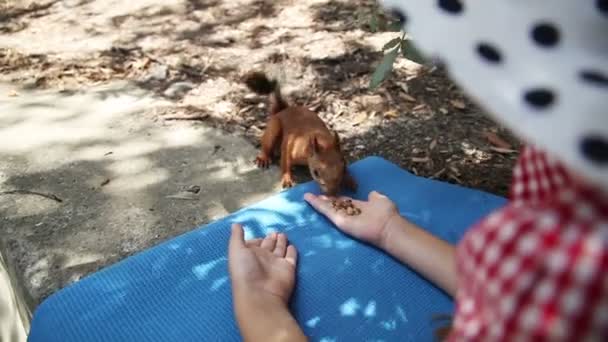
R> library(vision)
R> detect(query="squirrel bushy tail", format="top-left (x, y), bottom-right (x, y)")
top-left (243, 71), bottom-right (288, 115)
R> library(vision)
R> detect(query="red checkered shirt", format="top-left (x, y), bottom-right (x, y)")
top-left (449, 146), bottom-right (608, 341)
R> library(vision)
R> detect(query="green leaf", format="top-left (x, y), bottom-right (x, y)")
top-left (401, 40), bottom-right (426, 64)
top-left (382, 37), bottom-right (402, 51)
top-left (387, 20), bottom-right (403, 32)
top-left (369, 13), bottom-right (379, 32)
top-left (370, 47), bottom-right (399, 89)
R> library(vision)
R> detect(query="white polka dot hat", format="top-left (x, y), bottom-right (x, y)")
top-left (379, 0), bottom-right (608, 190)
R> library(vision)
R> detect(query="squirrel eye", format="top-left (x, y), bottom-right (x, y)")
top-left (313, 169), bottom-right (320, 178)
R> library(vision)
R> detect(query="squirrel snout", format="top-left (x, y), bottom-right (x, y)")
top-left (320, 183), bottom-right (340, 196)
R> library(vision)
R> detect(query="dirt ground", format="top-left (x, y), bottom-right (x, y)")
top-left (0, 0), bottom-right (519, 196)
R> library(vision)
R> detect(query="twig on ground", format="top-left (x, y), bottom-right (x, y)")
top-left (0, 189), bottom-right (63, 202)
top-left (162, 114), bottom-right (209, 121)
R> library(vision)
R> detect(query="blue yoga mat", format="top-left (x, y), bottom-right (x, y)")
top-left (28, 157), bottom-right (507, 342)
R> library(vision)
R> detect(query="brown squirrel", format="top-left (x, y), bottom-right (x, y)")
top-left (243, 71), bottom-right (357, 196)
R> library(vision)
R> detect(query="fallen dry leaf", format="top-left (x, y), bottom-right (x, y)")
top-left (383, 110), bottom-right (399, 119)
top-left (489, 147), bottom-right (518, 154)
top-left (352, 112), bottom-right (368, 126)
top-left (432, 168), bottom-right (446, 178)
top-left (483, 131), bottom-right (512, 149)
top-left (439, 107), bottom-right (449, 114)
top-left (411, 157), bottom-right (430, 163)
top-left (166, 190), bottom-right (199, 200)
top-left (397, 82), bottom-right (409, 93)
top-left (162, 113), bottom-right (210, 121)
top-left (448, 173), bottom-right (464, 184)
top-left (7, 90), bottom-right (19, 97)
top-left (413, 104), bottom-right (426, 111)
top-left (449, 165), bottom-right (461, 175)
top-left (450, 99), bottom-right (466, 110)
top-left (249, 125), bottom-right (263, 135)
top-left (429, 139), bottom-right (437, 150)
top-left (400, 93), bottom-right (417, 103)
top-left (185, 185), bottom-right (201, 194)
top-left (131, 57), bottom-right (151, 70)
top-left (238, 105), bottom-right (253, 114)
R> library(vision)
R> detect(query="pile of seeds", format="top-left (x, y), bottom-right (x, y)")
top-left (331, 199), bottom-right (362, 216)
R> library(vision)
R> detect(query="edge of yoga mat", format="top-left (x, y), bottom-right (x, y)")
top-left (28, 156), bottom-right (508, 342)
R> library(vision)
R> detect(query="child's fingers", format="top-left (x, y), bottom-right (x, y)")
top-left (285, 245), bottom-right (298, 266)
top-left (245, 238), bottom-right (263, 247)
top-left (229, 224), bottom-right (245, 246)
top-left (273, 233), bottom-right (287, 257)
top-left (368, 190), bottom-right (388, 201)
top-left (228, 224), bottom-right (246, 260)
top-left (260, 232), bottom-right (277, 251)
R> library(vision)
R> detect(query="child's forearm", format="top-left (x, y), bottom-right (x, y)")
top-left (380, 215), bottom-right (458, 297)
top-left (233, 291), bottom-right (307, 342)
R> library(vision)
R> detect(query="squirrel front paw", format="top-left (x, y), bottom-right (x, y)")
top-left (254, 154), bottom-right (271, 168)
top-left (281, 173), bottom-right (296, 188)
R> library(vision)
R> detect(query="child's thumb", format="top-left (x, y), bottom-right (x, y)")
top-left (229, 223), bottom-right (245, 252)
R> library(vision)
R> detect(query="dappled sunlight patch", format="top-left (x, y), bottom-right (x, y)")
top-left (343, 257), bottom-right (352, 266)
top-left (380, 319), bottom-right (397, 331)
top-left (210, 276), bottom-right (228, 291)
top-left (396, 305), bottom-right (408, 323)
top-left (107, 157), bottom-right (156, 176)
top-left (335, 239), bottom-right (356, 250)
top-left (25, 256), bottom-right (50, 290)
top-left (104, 168), bottom-right (169, 191)
top-left (151, 254), bottom-right (171, 273)
top-left (0, 193), bottom-right (61, 219)
top-left (306, 316), bottom-right (321, 328)
top-left (311, 234), bottom-right (333, 249)
top-left (62, 252), bottom-right (105, 270)
top-left (167, 243), bottom-right (181, 251)
top-left (371, 258), bottom-right (385, 274)
top-left (192, 257), bottom-right (226, 281)
top-left (364, 300), bottom-right (377, 317)
top-left (0, 81), bottom-right (163, 154)
top-left (340, 297), bottom-right (361, 317)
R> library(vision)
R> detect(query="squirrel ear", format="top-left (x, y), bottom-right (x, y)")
top-left (309, 135), bottom-right (320, 155)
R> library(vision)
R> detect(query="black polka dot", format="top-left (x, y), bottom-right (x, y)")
top-left (598, 0), bottom-right (608, 15)
top-left (581, 70), bottom-right (608, 87)
top-left (531, 23), bottom-right (560, 47)
top-left (581, 135), bottom-right (608, 165)
top-left (438, 0), bottom-right (463, 14)
top-left (390, 8), bottom-right (407, 26)
top-left (524, 88), bottom-right (555, 109)
top-left (476, 43), bottom-right (502, 63)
